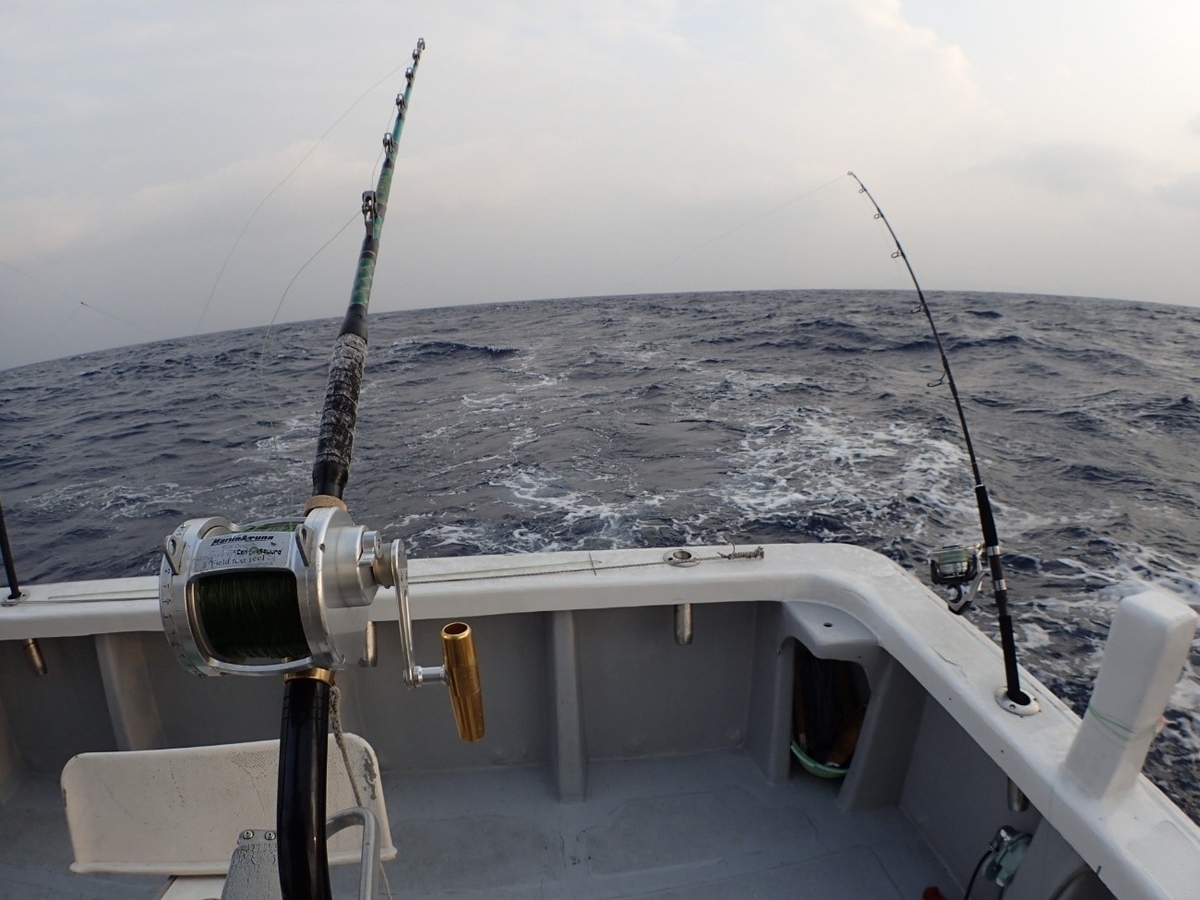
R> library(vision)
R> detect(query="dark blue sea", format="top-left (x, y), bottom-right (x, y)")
top-left (2, 289), bottom-right (1199, 822)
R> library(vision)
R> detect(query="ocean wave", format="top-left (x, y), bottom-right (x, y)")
top-left (387, 339), bottom-right (520, 362)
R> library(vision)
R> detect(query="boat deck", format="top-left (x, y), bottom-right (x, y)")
top-left (0, 749), bottom-right (953, 899)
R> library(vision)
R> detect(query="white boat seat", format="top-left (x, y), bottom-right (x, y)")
top-left (60, 734), bottom-right (397, 876)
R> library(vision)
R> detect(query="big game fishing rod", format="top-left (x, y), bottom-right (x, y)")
top-left (846, 172), bottom-right (1033, 713)
top-left (278, 38), bottom-right (428, 900)
top-left (269, 42), bottom-right (426, 898)
top-left (159, 39), bottom-right (485, 900)
top-left (309, 40), bottom-right (423, 505)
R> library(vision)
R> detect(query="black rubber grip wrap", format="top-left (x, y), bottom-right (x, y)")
top-left (311, 332), bottom-right (368, 499)
top-left (277, 676), bottom-right (332, 900)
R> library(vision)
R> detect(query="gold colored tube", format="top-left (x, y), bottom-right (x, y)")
top-left (23, 638), bottom-right (47, 676)
top-left (441, 622), bottom-right (484, 743)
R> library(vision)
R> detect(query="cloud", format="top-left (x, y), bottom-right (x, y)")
top-left (0, 139), bottom-right (366, 261)
top-left (6, 0), bottom-right (1200, 369)
top-left (1153, 172), bottom-right (1200, 211)
top-left (977, 142), bottom-right (1139, 196)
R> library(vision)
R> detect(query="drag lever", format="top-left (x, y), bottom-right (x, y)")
top-left (389, 541), bottom-right (485, 742)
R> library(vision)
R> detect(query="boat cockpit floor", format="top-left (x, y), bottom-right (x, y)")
top-left (0, 750), bottom-right (953, 899)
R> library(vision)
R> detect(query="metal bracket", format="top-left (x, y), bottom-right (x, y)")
top-left (664, 548), bottom-right (699, 567)
top-left (361, 190), bottom-right (378, 224)
top-left (220, 829), bottom-right (281, 900)
top-left (219, 810), bottom-right (381, 900)
top-left (996, 686), bottom-right (1041, 717)
top-left (163, 534), bottom-right (186, 577)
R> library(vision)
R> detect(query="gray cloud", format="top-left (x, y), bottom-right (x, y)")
top-left (1153, 172), bottom-right (1200, 210)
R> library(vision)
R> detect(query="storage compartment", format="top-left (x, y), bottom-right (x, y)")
top-left (790, 645), bottom-right (869, 780)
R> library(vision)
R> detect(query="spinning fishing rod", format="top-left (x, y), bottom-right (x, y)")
top-left (160, 40), bottom-right (485, 900)
top-left (846, 172), bottom-right (1033, 713)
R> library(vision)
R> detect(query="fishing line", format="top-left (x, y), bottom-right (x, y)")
top-left (30, 304), bottom-right (82, 363)
top-left (846, 170), bottom-right (1032, 708)
top-left (642, 173), bottom-right (850, 280)
top-left (256, 209), bottom-right (361, 465)
top-left (255, 96), bottom-right (396, 466)
top-left (2, 259), bottom-right (162, 363)
top-left (192, 569), bottom-right (309, 661)
top-left (194, 59), bottom-right (415, 335)
top-left (78, 301), bottom-right (159, 340)
top-left (251, 73), bottom-right (404, 469)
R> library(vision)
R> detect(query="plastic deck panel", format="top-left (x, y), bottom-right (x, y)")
top-left (0, 750), bottom-right (953, 899)
top-left (377, 750), bottom-right (951, 899)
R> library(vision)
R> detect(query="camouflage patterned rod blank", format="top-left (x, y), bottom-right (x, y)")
top-left (311, 39), bottom-right (426, 504)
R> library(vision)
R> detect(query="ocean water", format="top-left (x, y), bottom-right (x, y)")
top-left (2, 289), bottom-right (1199, 822)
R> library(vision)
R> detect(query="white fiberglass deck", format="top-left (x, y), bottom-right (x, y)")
top-left (1, 749), bottom-right (952, 900)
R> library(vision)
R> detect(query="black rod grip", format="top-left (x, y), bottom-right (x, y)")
top-left (0, 496), bottom-right (21, 599)
top-left (277, 676), bottom-right (332, 900)
top-left (974, 484), bottom-right (1000, 550)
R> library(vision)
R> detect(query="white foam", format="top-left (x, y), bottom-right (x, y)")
top-left (22, 481), bottom-right (197, 519)
top-left (712, 406), bottom-right (979, 538)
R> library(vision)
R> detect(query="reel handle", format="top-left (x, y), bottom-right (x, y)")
top-left (390, 541), bottom-right (486, 743)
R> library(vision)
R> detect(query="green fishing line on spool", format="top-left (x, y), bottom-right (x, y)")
top-left (241, 519), bottom-right (303, 533)
top-left (193, 570), bottom-right (310, 663)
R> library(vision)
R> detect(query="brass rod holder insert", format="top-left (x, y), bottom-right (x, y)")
top-left (23, 637), bottom-right (47, 676)
top-left (441, 622), bottom-right (485, 743)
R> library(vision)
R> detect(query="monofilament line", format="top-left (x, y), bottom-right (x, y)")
top-left (194, 59), bottom-right (415, 335)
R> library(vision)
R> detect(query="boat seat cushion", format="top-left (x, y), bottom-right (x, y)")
top-left (60, 733), bottom-right (396, 875)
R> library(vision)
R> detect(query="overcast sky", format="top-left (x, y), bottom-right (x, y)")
top-left (2, 1), bottom-right (1199, 369)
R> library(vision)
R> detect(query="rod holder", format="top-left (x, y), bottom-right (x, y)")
top-left (442, 623), bottom-right (485, 743)
top-left (674, 603), bottom-right (693, 645)
top-left (22, 638), bottom-right (47, 677)
top-left (1065, 589), bottom-right (1196, 801)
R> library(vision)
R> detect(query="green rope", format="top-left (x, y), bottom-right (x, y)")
top-left (1085, 705), bottom-right (1162, 743)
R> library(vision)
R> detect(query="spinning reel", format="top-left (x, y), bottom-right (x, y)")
top-left (929, 543), bottom-right (986, 615)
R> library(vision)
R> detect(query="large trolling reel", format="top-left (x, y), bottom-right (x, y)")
top-left (159, 507), bottom-right (484, 741)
